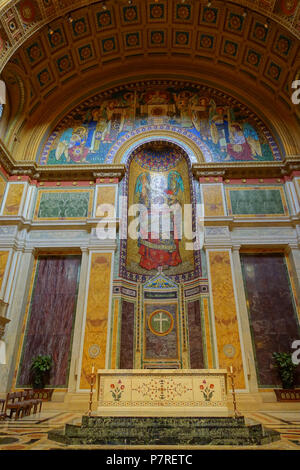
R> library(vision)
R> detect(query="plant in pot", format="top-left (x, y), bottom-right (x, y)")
top-left (272, 352), bottom-right (300, 402)
top-left (30, 354), bottom-right (54, 401)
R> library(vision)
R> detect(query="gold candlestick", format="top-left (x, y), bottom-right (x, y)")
top-left (88, 363), bottom-right (96, 417)
top-left (228, 365), bottom-right (240, 418)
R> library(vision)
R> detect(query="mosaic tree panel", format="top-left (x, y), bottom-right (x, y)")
top-left (39, 81), bottom-right (281, 165)
top-left (241, 253), bottom-right (300, 387)
top-left (17, 256), bottom-right (81, 388)
top-left (227, 188), bottom-right (287, 216)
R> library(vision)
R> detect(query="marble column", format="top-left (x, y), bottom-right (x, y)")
top-left (206, 247), bottom-right (247, 391)
top-left (286, 244), bottom-right (300, 302)
top-left (0, 248), bottom-right (34, 393)
top-left (68, 247), bottom-right (90, 392)
top-left (231, 245), bottom-right (259, 393)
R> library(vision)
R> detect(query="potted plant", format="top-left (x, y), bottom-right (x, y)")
top-left (29, 354), bottom-right (54, 401)
top-left (272, 352), bottom-right (300, 402)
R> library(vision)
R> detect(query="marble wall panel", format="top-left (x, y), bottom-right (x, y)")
top-left (17, 255), bottom-right (81, 387)
top-left (0, 251), bottom-right (9, 291)
top-left (96, 186), bottom-right (116, 216)
top-left (0, 175), bottom-right (6, 209)
top-left (208, 250), bottom-right (245, 389)
top-left (3, 183), bottom-right (25, 215)
top-left (144, 303), bottom-right (178, 361)
top-left (241, 253), bottom-right (300, 387)
top-left (119, 300), bottom-right (135, 369)
top-left (80, 252), bottom-right (112, 389)
top-left (202, 184), bottom-right (225, 217)
top-left (187, 300), bottom-right (205, 368)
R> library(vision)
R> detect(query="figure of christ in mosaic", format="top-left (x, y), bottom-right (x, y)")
top-left (134, 170), bottom-right (184, 270)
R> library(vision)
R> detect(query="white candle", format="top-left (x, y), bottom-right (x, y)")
top-left (230, 366), bottom-right (233, 373)
top-left (92, 364), bottom-right (95, 374)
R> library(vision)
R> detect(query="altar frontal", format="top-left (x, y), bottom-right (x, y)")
top-left (96, 369), bottom-right (229, 417)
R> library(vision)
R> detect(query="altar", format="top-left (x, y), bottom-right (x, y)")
top-left (96, 369), bottom-right (229, 417)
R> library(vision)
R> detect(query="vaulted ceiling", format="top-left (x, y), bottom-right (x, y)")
top-left (0, 0), bottom-right (299, 162)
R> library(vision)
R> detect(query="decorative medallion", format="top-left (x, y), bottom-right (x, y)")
top-left (223, 344), bottom-right (236, 358)
top-left (148, 310), bottom-right (174, 336)
top-left (88, 344), bottom-right (101, 358)
top-left (19, 0), bottom-right (36, 23)
top-left (280, 0), bottom-right (297, 16)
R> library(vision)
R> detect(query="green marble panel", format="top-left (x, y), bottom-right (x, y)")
top-left (229, 189), bottom-right (285, 215)
top-left (37, 191), bottom-right (90, 218)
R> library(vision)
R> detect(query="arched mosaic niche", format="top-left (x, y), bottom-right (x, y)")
top-left (38, 80), bottom-right (282, 165)
top-left (119, 140), bottom-right (202, 283)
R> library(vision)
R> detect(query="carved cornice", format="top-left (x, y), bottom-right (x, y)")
top-left (192, 157), bottom-right (300, 180)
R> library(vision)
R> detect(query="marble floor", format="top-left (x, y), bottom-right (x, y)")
top-left (0, 408), bottom-right (299, 450)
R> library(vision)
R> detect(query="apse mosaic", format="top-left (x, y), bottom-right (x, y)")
top-left (39, 81), bottom-right (281, 165)
top-left (120, 142), bottom-right (201, 283)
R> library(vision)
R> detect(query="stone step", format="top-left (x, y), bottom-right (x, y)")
top-left (80, 415), bottom-right (246, 428)
top-left (47, 415), bottom-right (280, 446)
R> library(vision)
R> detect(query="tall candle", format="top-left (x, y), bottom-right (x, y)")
top-left (92, 364), bottom-right (95, 374)
top-left (230, 366), bottom-right (233, 373)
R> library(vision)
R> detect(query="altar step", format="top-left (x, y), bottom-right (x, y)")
top-left (48, 415), bottom-right (280, 446)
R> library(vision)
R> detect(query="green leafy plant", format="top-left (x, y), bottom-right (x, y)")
top-left (272, 352), bottom-right (297, 389)
top-left (30, 355), bottom-right (52, 389)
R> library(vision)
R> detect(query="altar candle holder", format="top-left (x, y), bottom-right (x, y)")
top-left (88, 363), bottom-right (96, 417)
top-left (228, 365), bottom-right (240, 418)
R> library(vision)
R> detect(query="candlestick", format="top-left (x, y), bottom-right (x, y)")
top-left (87, 365), bottom-right (96, 417)
top-left (228, 366), bottom-right (239, 418)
